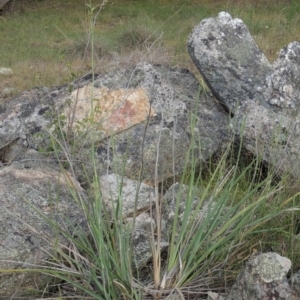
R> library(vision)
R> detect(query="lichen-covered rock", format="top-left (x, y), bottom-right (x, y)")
top-left (62, 85), bottom-right (155, 138)
top-left (0, 150), bottom-right (85, 298)
top-left (226, 253), bottom-right (295, 300)
top-left (92, 63), bottom-right (230, 184)
top-left (265, 42), bottom-right (300, 110)
top-left (188, 11), bottom-right (272, 112)
top-left (0, 85), bottom-right (64, 160)
top-left (231, 41), bottom-right (300, 178)
top-left (0, 64), bottom-right (229, 185)
top-left (0, 62), bottom-right (230, 296)
top-left (188, 12), bottom-right (300, 179)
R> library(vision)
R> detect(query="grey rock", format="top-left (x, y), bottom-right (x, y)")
top-left (161, 183), bottom-right (200, 235)
top-left (232, 41), bottom-right (300, 178)
top-left (100, 173), bottom-right (155, 217)
top-left (188, 12), bottom-right (300, 178)
top-left (0, 150), bottom-right (85, 298)
top-left (126, 212), bottom-right (168, 266)
top-left (0, 86), bottom-right (63, 158)
top-left (0, 64), bottom-right (229, 186)
top-left (93, 63), bottom-right (230, 184)
top-left (0, 63), bottom-right (229, 296)
top-left (100, 174), bottom-right (167, 266)
top-left (265, 42), bottom-right (300, 110)
top-left (290, 270), bottom-right (300, 297)
top-left (188, 11), bottom-right (272, 112)
top-left (226, 253), bottom-right (295, 300)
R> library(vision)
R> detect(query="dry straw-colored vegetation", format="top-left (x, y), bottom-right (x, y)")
top-left (0, 0), bottom-right (299, 101)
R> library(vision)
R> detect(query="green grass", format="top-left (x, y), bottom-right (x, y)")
top-left (0, 0), bottom-right (299, 100)
top-left (1, 0), bottom-right (300, 299)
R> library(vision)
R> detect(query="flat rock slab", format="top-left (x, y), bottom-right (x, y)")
top-left (188, 12), bottom-right (300, 178)
top-left (62, 85), bottom-right (155, 138)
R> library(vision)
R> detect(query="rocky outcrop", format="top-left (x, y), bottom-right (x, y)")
top-left (63, 64), bottom-right (230, 184)
top-left (0, 63), bottom-right (230, 185)
top-left (188, 12), bottom-right (300, 178)
top-left (0, 63), bottom-right (230, 297)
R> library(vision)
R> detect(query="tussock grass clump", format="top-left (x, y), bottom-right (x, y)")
top-left (117, 24), bottom-right (161, 52)
top-left (17, 129), bottom-right (300, 299)
top-left (62, 36), bottom-right (113, 61)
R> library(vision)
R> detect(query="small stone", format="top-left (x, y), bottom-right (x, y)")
top-left (0, 67), bottom-right (13, 76)
top-left (99, 173), bottom-right (155, 217)
top-left (207, 291), bottom-right (225, 300)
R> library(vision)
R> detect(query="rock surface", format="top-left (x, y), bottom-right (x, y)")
top-left (188, 11), bottom-right (272, 112)
top-left (188, 12), bottom-right (300, 178)
top-left (0, 64), bottom-right (230, 185)
top-left (126, 212), bottom-right (169, 267)
top-left (100, 173), bottom-right (156, 217)
top-left (226, 252), bottom-right (296, 299)
top-left (0, 149), bottom-right (85, 298)
top-left (91, 64), bottom-right (230, 184)
top-left (3, 10), bottom-right (300, 296)
top-left (99, 173), bottom-right (168, 266)
top-left (0, 63), bottom-right (230, 297)
top-left (290, 270), bottom-right (300, 297)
